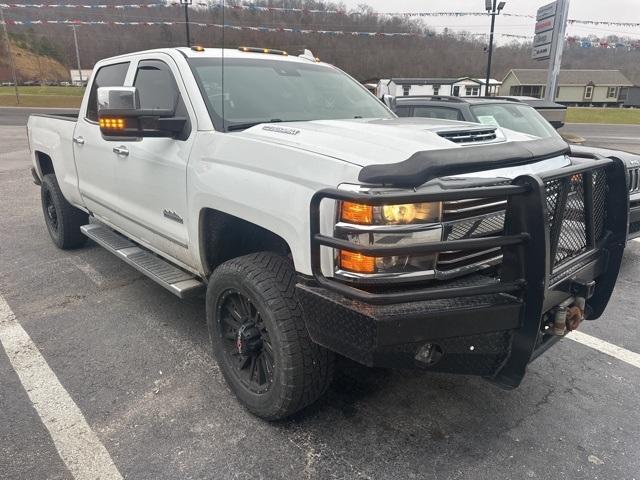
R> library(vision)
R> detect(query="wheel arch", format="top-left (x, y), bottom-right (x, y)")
top-left (34, 150), bottom-right (55, 178)
top-left (198, 208), bottom-right (293, 278)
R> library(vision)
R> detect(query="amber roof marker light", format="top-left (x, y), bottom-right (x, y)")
top-left (190, 45), bottom-right (205, 52)
top-left (237, 46), bottom-right (288, 56)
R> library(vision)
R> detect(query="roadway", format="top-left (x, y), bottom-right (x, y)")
top-left (560, 123), bottom-right (640, 154)
top-left (1, 108), bottom-right (640, 479)
top-left (0, 106), bottom-right (78, 127)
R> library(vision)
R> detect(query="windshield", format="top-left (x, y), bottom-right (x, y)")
top-left (470, 103), bottom-right (560, 139)
top-left (188, 58), bottom-right (393, 131)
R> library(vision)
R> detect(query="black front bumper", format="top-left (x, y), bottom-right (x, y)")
top-left (299, 157), bottom-right (628, 389)
top-left (297, 275), bottom-right (521, 377)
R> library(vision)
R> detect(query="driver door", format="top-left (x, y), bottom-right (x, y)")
top-left (108, 54), bottom-right (196, 267)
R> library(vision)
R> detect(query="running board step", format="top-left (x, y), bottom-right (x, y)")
top-left (80, 224), bottom-right (204, 298)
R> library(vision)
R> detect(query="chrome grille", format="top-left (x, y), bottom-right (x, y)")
top-left (437, 128), bottom-right (497, 144)
top-left (629, 167), bottom-right (640, 193)
top-left (438, 199), bottom-right (506, 275)
top-left (437, 168), bottom-right (608, 278)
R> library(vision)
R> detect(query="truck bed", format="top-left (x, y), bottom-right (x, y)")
top-left (30, 112), bottom-right (79, 122)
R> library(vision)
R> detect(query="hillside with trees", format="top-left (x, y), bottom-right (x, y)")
top-left (1, 0), bottom-right (639, 84)
top-left (0, 33), bottom-right (69, 83)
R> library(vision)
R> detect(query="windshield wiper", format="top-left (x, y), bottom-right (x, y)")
top-left (226, 119), bottom-right (311, 132)
top-left (226, 121), bottom-right (269, 131)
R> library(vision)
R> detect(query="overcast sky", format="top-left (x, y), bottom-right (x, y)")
top-left (340, 0), bottom-right (640, 42)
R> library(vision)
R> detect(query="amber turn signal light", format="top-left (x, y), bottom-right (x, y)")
top-left (99, 117), bottom-right (125, 130)
top-left (339, 250), bottom-right (376, 274)
top-left (340, 201), bottom-right (373, 224)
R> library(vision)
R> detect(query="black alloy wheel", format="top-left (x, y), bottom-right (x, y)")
top-left (216, 289), bottom-right (274, 395)
top-left (40, 174), bottom-right (88, 249)
top-left (206, 252), bottom-right (334, 420)
top-left (43, 188), bottom-right (59, 233)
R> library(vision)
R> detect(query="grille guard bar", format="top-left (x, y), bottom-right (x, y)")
top-left (309, 156), bottom-right (628, 387)
top-left (310, 183), bottom-right (530, 305)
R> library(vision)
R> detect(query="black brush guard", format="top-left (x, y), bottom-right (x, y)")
top-left (298, 156), bottom-right (628, 388)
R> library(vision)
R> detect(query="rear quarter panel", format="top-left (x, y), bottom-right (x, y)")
top-left (28, 115), bottom-right (84, 208)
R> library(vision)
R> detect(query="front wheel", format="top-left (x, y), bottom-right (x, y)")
top-left (41, 174), bottom-right (88, 249)
top-left (206, 252), bottom-right (334, 420)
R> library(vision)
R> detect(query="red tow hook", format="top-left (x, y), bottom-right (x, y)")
top-left (565, 306), bottom-right (584, 331)
top-left (551, 297), bottom-right (586, 335)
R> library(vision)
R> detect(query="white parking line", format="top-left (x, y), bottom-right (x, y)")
top-left (69, 257), bottom-right (105, 286)
top-left (567, 330), bottom-right (640, 370)
top-left (0, 295), bottom-right (123, 480)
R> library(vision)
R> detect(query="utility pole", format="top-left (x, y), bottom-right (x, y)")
top-left (180, 0), bottom-right (192, 47)
top-left (484, 0), bottom-right (506, 97)
top-left (70, 25), bottom-right (83, 86)
top-left (0, 8), bottom-right (20, 104)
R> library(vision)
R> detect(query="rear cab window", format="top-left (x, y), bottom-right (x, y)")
top-left (85, 62), bottom-right (130, 122)
top-left (395, 106), bottom-right (413, 117)
top-left (412, 106), bottom-right (465, 121)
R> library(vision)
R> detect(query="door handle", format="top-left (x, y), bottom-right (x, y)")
top-left (73, 136), bottom-right (85, 145)
top-left (113, 146), bottom-right (129, 156)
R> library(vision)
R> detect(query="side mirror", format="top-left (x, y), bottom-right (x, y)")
top-left (382, 94), bottom-right (397, 112)
top-left (97, 86), bottom-right (187, 140)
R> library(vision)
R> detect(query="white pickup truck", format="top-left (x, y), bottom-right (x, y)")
top-left (28, 46), bottom-right (629, 420)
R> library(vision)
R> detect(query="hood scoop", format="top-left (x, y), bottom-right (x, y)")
top-left (437, 127), bottom-right (499, 144)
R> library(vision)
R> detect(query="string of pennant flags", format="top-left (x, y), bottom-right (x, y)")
top-left (0, 18), bottom-right (532, 39)
top-left (1, 3), bottom-right (640, 29)
top-left (1, 17), bottom-right (639, 49)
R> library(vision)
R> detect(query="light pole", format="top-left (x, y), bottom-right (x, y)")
top-left (69, 25), bottom-right (83, 86)
top-left (0, 8), bottom-right (20, 104)
top-left (180, 0), bottom-right (192, 47)
top-left (484, 0), bottom-right (506, 96)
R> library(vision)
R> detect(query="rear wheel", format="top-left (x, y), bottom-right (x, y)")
top-left (206, 252), bottom-right (334, 420)
top-left (41, 174), bottom-right (88, 249)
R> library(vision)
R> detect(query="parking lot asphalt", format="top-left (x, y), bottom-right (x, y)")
top-left (1, 116), bottom-right (640, 480)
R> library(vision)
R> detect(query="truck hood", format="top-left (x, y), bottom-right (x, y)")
top-left (571, 144), bottom-right (640, 168)
top-left (238, 117), bottom-right (535, 167)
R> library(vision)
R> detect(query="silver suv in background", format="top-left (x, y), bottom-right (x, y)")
top-left (390, 95), bottom-right (640, 239)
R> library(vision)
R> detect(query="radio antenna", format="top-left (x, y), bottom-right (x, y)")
top-left (221, 0), bottom-right (225, 131)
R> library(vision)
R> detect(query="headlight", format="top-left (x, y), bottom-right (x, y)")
top-left (336, 200), bottom-right (442, 277)
top-left (340, 201), bottom-right (441, 225)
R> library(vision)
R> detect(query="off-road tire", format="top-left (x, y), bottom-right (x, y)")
top-left (41, 174), bottom-right (88, 249)
top-left (206, 252), bottom-right (334, 420)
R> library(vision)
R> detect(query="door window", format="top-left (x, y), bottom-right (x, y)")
top-left (134, 59), bottom-right (181, 111)
top-left (85, 62), bottom-right (130, 121)
top-left (134, 59), bottom-right (190, 137)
